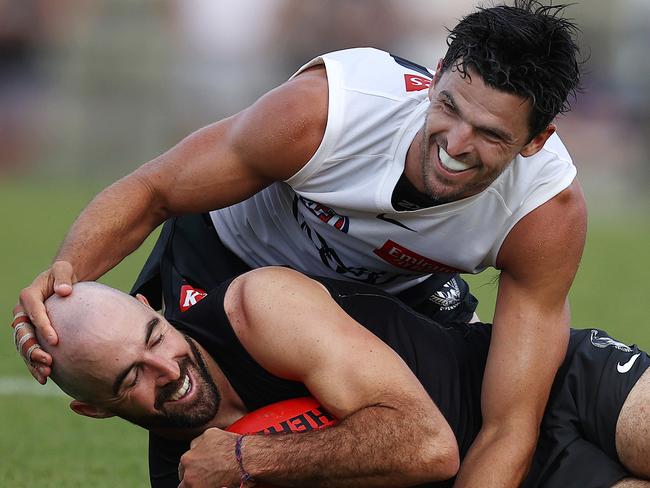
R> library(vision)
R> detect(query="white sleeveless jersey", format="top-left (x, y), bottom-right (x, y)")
top-left (211, 48), bottom-right (576, 294)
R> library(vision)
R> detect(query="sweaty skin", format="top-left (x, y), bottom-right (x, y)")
top-left (403, 64), bottom-right (587, 487)
top-left (44, 273), bottom-right (460, 487)
top-left (42, 270), bottom-right (650, 487)
top-left (17, 60), bottom-right (586, 487)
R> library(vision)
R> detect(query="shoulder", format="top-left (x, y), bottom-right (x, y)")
top-left (302, 48), bottom-right (433, 100)
top-left (227, 66), bottom-right (329, 181)
top-left (497, 179), bottom-right (587, 275)
top-left (224, 267), bottom-right (328, 327)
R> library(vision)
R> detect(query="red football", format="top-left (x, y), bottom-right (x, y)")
top-left (226, 397), bottom-right (338, 487)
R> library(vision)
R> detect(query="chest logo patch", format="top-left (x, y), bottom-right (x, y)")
top-left (404, 74), bottom-right (431, 92)
top-left (179, 284), bottom-right (208, 312)
top-left (300, 196), bottom-right (350, 233)
top-left (373, 240), bottom-right (463, 273)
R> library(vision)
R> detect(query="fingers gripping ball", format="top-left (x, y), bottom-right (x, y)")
top-left (226, 397), bottom-right (338, 487)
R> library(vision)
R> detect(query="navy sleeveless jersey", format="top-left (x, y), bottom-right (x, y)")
top-left (148, 275), bottom-right (492, 487)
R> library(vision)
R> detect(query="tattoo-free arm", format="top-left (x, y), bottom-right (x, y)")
top-left (17, 68), bottom-right (328, 357)
top-left (453, 181), bottom-right (587, 487)
top-left (180, 267), bottom-right (460, 488)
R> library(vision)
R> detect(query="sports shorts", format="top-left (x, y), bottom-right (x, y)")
top-left (131, 213), bottom-right (478, 323)
top-left (523, 328), bottom-right (650, 488)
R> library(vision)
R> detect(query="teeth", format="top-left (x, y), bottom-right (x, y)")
top-left (169, 375), bottom-right (190, 402)
top-left (439, 146), bottom-right (471, 172)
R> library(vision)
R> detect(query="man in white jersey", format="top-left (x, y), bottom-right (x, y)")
top-left (16, 2), bottom-right (586, 485)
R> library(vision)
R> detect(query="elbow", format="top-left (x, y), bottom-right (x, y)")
top-left (433, 443), bottom-right (461, 482)
top-left (416, 425), bottom-right (460, 482)
top-left (437, 433), bottom-right (461, 481)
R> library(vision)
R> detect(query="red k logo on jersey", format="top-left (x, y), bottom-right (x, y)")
top-left (180, 284), bottom-right (207, 312)
top-left (404, 74), bottom-right (431, 92)
top-left (374, 240), bottom-right (463, 273)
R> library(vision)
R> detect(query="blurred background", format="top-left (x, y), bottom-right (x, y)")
top-left (1, 0), bottom-right (648, 486)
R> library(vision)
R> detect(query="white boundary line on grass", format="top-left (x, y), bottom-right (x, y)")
top-left (0, 377), bottom-right (65, 396)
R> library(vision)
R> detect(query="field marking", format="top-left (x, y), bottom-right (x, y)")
top-left (0, 377), bottom-right (65, 396)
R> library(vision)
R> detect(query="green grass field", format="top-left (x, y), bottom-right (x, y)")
top-left (1, 178), bottom-right (648, 486)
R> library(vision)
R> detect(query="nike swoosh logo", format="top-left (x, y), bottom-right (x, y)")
top-left (376, 214), bottom-right (416, 232)
top-left (617, 353), bottom-right (641, 373)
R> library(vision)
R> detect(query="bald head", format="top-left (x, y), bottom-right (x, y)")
top-left (40, 282), bottom-right (151, 402)
top-left (39, 282), bottom-right (222, 431)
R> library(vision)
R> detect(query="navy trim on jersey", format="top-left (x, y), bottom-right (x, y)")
top-left (390, 54), bottom-right (433, 78)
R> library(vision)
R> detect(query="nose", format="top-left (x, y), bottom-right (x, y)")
top-left (445, 121), bottom-right (474, 156)
top-left (143, 353), bottom-right (181, 386)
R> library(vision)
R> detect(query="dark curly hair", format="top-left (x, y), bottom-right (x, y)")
top-left (441, 1), bottom-right (583, 138)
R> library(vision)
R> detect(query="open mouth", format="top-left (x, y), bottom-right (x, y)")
top-left (438, 146), bottom-right (473, 173)
top-left (168, 374), bottom-right (192, 402)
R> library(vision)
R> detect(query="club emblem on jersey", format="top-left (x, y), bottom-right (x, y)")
top-left (590, 330), bottom-right (633, 353)
top-left (429, 278), bottom-right (461, 311)
top-left (299, 197), bottom-right (350, 233)
top-left (373, 240), bottom-right (464, 273)
top-left (179, 284), bottom-right (207, 312)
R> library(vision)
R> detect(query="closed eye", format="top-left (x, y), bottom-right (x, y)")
top-left (480, 129), bottom-right (504, 142)
top-left (440, 100), bottom-right (457, 114)
top-left (128, 368), bottom-right (139, 389)
top-left (152, 332), bottom-right (165, 346)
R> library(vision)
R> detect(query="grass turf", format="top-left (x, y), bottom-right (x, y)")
top-left (0, 178), bottom-right (648, 486)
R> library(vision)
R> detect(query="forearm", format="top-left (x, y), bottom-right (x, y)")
top-left (453, 421), bottom-right (537, 488)
top-left (55, 172), bottom-right (166, 280)
top-left (239, 404), bottom-right (458, 487)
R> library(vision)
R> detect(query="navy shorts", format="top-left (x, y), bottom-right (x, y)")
top-left (524, 328), bottom-right (650, 488)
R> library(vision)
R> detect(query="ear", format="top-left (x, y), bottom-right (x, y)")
top-left (135, 293), bottom-right (152, 309)
top-left (70, 400), bottom-right (115, 419)
top-left (434, 58), bottom-right (444, 84)
top-left (520, 123), bottom-right (556, 157)
top-left (431, 58), bottom-right (444, 91)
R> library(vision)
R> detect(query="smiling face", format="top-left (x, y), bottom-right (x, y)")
top-left (405, 62), bottom-right (555, 204)
top-left (102, 323), bottom-right (221, 430)
top-left (45, 283), bottom-right (221, 431)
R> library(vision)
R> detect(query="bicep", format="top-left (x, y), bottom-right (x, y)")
top-left (132, 69), bottom-right (328, 215)
top-left (226, 268), bottom-right (437, 420)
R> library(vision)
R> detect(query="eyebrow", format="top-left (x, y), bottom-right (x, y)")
top-left (438, 90), bottom-right (515, 144)
top-left (112, 317), bottom-right (160, 396)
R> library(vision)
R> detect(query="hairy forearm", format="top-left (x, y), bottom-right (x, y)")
top-left (55, 172), bottom-right (166, 280)
top-left (453, 422), bottom-right (537, 488)
top-left (241, 404), bottom-right (458, 487)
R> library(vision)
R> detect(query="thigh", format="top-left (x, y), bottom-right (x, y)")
top-left (616, 368), bottom-right (650, 478)
top-left (611, 479), bottom-right (650, 488)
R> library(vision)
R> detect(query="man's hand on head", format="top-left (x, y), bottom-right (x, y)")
top-left (11, 306), bottom-right (50, 383)
top-left (15, 260), bottom-right (77, 382)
